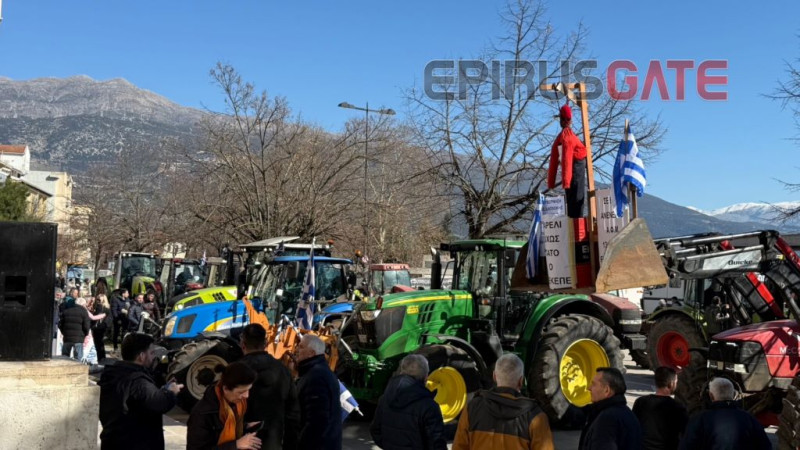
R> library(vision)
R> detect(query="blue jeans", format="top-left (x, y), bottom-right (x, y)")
top-left (62, 341), bottom-right (84, 361)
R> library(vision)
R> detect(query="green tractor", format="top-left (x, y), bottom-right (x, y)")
top-left (107, 252), bottom-right (161, 300)
top-left (339, 236), bottom-right (661, 424)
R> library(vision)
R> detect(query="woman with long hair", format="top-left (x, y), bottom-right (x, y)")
top-left (90, 294), bottom-right (113, 362)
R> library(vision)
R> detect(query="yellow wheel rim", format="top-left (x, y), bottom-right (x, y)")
top-left (426, 366), bottom-right (467, 423)
top-left (559, 339), bottom-right (609, 407)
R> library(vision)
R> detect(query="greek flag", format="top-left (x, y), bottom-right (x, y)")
top-left (613, 128), bottom-right (646, 217)
top-left (526, 194), bottom-right (544, 280)
top-left (200, 250), bottom-right (207, 267)
top-left (339, 380), bottom-right (362, 422)
top-left (296, 238), bottom-right (316, 329)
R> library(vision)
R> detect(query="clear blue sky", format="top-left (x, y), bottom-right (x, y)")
top-left (0, 0), bottom-right (798, 210)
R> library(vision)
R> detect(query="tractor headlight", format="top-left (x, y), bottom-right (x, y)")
top-left (164, 317), bottom-right (177, 336)
top-left (176, 304), bottom-right (184, 310)
top-left (360, 310), bottom-right (382, 321)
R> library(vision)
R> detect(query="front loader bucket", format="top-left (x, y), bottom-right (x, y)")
top-left (595, 218), bottom-right (668, 292)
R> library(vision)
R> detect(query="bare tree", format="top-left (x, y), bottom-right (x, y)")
top-left (768, 41), bottom-right (800, 220)
top-left (406, 0), bottom-right (665, 238)
top-left (172, 64), bottom-right (366, 246)
top-left (74, 142), bottom-right (174, 269)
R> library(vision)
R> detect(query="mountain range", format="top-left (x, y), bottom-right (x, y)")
top-left (0, 75), bottom-right (796, 237)
top-left (0, 76), bottom-right (205, 171)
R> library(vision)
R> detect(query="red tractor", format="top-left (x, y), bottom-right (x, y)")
top-left (665, 231), bottom-right (800, 448)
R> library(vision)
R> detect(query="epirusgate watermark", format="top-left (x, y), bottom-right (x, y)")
top-left (423, 59), bottom-right (728, 101)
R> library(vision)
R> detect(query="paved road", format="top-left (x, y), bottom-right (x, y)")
top-left (108, 351), bottom-right (778, 449)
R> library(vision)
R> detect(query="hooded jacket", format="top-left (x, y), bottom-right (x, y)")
top-left (98, 361), bottom-right (177, 450)
top-left (452, 387), bottom-right (553, 450)
top-left (297, 354), bottom-right (342, 450)
top-left (579, 394), bottom-right (642, 450)
top-left (370, 374), bottom-right (446, 450)
top-left (678, 400), bottom-right (771, 450)
top-left (241, 351), bottom-right (300, 450)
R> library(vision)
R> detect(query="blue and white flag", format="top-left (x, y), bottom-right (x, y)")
top-left (613, 128), bottom-right (647, 217)
top-left (296, 238), bottom-right (316, 329)
top-left (526, 194), bottom-right (545, 280)
top-left (200, 250), bottom-right (207, 267)
top-left (339, 380), bottom-right (362, 422)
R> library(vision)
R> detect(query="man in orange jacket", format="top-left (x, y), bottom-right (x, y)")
top-left (547, 104), bottom-right (587, 218)
top-left (452, 354), bottom-right (554, 450)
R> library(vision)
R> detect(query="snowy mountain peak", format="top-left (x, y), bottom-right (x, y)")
top-left (697, 201), bottom-right (800, 232)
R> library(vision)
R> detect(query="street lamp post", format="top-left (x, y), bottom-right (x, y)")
top-left (338, 101), bottom-right (395, 264)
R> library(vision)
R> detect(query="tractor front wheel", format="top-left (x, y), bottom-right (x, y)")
top-left (168, 340), bottom-right (237, 412)
top-left (414, 344), bottom-right (481, 423)
top-left (647, 314), bottom-right (705, 370)
top-left (778, 375), bottom-right (800, 450)
top-left (529, 314), bottom-right (624, 423)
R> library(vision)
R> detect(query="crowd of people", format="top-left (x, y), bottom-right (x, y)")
top-left (74, 295), bottom-right (772, 450)
top-left (54, 286), bottom-right (162, 365)
top-left (98, 325), bottom-right (344, 450)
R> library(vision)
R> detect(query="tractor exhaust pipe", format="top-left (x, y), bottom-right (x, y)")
top-left (430, 247), bottom-right (442, 290)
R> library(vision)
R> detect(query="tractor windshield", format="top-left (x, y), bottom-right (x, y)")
top-left (371, 269), bottom-right (412, 294)
top-left (122, 256), bottom-right (157, 279)
top-left (455, 251), bottom-right (499, 296)
top-left (250, 261), bottom-right (348, 323)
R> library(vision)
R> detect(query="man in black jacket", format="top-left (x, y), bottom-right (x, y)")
top-left (98, 333), bottom-right (183, 450)
top-left (110, 289), bottom-right (130, 351)
top-left (296, 334), bottom-right (342, 450)
top-left (239, 324), bottom-right (300, 450)
top-left (579, 367), bottom-right (642, 450)
top-left (633, 366), bottom-right (689, 450)
top-left (370, 354), bottom-right (446, 450)
top-left (679, 377), bottom-right (770, 450)
top-left (127, 293), bottom-right (145, 332)
top-left (59, 295), bottom-right (90, 361)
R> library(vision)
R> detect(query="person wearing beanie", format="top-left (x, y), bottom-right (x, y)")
top-left (547, 103), bottom-right (588, 218)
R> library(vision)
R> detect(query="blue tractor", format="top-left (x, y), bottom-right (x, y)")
top-left (160, 254), bottom-right (352, 410)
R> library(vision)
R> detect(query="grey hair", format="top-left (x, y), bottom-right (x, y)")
top-left (494, 353), bottom-right (524, 387)
top-left (708, 377), bottom-right (736, 401)
top-left (75, 297), bottom-right (87, 307)
top-left (301, 334), bottom-right (326, 356)
top-left (398, 354), bottom-right (429, 382)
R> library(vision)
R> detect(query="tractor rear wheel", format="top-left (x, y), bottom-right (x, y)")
top-left (529, 314), bottom-right (624, 423)
top-left (647, 314), bottom-right (705, 370)
top-left (778, 375), bottom-right (800, 450)
top-left (414, 344), bottom-right (481, 423)
top-left (168, 340), bottom-right (236, 412)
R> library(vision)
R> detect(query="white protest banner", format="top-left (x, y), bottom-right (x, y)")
top-left (543, 216), bottom-right (575, 289)
top-left (597, 188), bottom-right (629, 265)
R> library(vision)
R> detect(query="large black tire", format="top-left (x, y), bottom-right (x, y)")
top-left (674, 349), bottom-right (708, 416)
top-left (168, 340), bottom-right (239, 412)
top-left (629, 349), bottom-right (651, 369)
top-left (778, 376), bottom-right (800, 450)
top-left (414, 344), bottom-right (482, 423)
top-left (647, 314), bottom-right (705, 370)
top-left (529, 314), bottom-right (624, 423)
